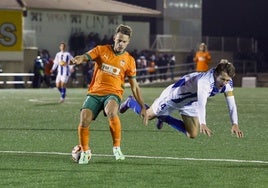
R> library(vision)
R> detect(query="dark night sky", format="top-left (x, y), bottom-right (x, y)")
top-left (118, 0), bottom-right (268, 60)
top-left (202, 0), bottom-right (268, 37)
top-left (202, 0), bottom-right (268, 58)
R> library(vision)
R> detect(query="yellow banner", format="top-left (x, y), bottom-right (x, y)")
top-left (0, 10), bottom-right (23, 51)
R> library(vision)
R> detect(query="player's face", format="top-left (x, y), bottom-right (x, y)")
top-left (215, 71), bottom-right (231, 89)
top-left (59, 43), bottom-right (66, 51)
top-left (199, 44), bottom-right (205, 51)
top-left (113, 32), bottom-right (130, 53)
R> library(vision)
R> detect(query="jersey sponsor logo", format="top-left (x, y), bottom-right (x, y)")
top-left (198, 57), bottom-right (206, 61)
top-left (120, 60), bottom-right (126, 66)
top-left (101, 63), bottom-right (120, 75)
top-left (59, 60), bottom-right (67, 66)
top-left (103, 54), bottom-right (108, 60)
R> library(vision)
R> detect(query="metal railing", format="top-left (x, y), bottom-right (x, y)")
top-left (150, 35), bottom-right (200, 52)
top-left (0, 73), bottom-right (34, 88)
top-left (130, 63), bottom-right (195, 83)
top-left (233, 60), bottom-right (257, 74)
top-left (150, 35), bottom-right (257, 53)
top-left (0, 62), bottom-right (259, 89)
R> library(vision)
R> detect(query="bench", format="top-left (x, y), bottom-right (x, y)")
top-left (0, 73), bottom-right (34, 88)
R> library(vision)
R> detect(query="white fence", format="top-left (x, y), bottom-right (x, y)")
top-left (150, 35), bottom-right (257, 53)
top-left (0, 73), bottom-right (34, 88)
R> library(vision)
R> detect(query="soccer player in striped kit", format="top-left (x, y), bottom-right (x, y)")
top-left (120, 59), bottom-right (243, 139)
top-left (51, 42), bottom-right (73, 103)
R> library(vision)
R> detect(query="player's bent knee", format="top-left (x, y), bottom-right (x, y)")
top-left (106, 111), bottom-right (118, 119)
top-left (80, 109), bottom-right (93, 126)
top-left (187, 131), bottom-right (198, 139)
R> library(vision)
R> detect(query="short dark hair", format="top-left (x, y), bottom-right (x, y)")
top-left (115, 24), bottom-right (132, 38)
top-left (60, 42), bottom-right (66, 47)
top-left (214, 59), bottom-right (236, 77)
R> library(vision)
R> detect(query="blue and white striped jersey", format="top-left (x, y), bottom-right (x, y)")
top-left (166, 68), bottom-right (235, 125)
top-left (52, 51), bottom-right (73, 76)
top-left (168, 69), bottom-right (232, 104)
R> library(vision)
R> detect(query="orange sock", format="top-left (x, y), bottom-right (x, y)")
top-left (78, 125), bottom-right (89, 151)
top-left (109, 116), bottom-right (121, 147)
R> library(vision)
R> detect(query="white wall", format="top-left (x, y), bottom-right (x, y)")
top-left (23, 10), bottom-right (150, 56)
top-left (124, 21), bottom-right (150, 51)
top-left (23, 10), bottom-right (123, 56)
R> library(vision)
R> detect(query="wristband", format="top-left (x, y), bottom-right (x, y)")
top-left (84, 53), bottom-right (91, 61)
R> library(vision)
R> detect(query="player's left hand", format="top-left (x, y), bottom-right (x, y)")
top-left (200, 124), bottom-right (213, 137)
top-left (231, 124), bottom-right (244, 138)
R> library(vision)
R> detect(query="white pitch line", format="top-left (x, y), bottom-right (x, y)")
top-left (125, 155), bottom-right (268, 164)
top-left (1, 150), bottom-right (267, 164)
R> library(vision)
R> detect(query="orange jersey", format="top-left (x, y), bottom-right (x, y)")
top-left (86, 45), bottom-right (136, 99)
top-left (194, 51), bottom-right (211, 72)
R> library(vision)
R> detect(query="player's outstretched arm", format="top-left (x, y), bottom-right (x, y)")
top-left (231, 124), bottom-right (243, 138)
top-left (129, 78), bottom-right (148, 125)
top-left (200, 124), bottom-right (213, 137)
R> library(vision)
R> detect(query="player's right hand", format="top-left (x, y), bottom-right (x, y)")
top-left (231, 124), bottom-right (243, 138)
top-left (71, 55), bottom-right (86, 65)
top-left (200, 124), bottom-right (213, 137)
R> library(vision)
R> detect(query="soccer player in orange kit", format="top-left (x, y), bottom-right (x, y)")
top-left (193, 43), bottom-right (212, 72)
top-left (71, 24), bottom-right (148, 164)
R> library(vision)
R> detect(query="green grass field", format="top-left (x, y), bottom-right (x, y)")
top-left (0, 87), bottom-right (267, 188)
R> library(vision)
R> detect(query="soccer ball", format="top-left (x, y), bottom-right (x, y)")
top-left (71, 145), bottom-right (91, 163)
top-left (71, 145), bottom-right (82, 162)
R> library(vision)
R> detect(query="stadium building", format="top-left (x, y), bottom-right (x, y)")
top-left (0, 0), bottom-right (263, 87)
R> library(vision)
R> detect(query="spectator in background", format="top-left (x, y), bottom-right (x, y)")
top-left (86, 61), bottom-right (95, 86)
top-left (69, 64), bottom-right (79, 87)
top-left (82, 61), bottom-right (95, 88)
top-left (77, 32), bottom-right (86, 55)
top-left (193, 43), bottom-right (211, 72)
top-left (169, 54), bottom-right (176, 81)
top-left (185, 49), bottom-right (195, 72)
top-left (32, 53), bottom-right (44, 88)
top-left (93, 33), bottom-right (101, 46)
top-left (86, 32), bottom-right (96, 50)
top-left (139, 56), bottom-right (147, 83)
top-left (69, 32), bottom-right (80, 56)
top-left (130, 49), bottom-right (139, 60)
top-left (135, 58), bottom-right (142, 83)
top-left (101, 35), bottom-right (110, 45)
top-left (147, 55), bottom-right (157, 82)
top-left (157, 54), bottom-right (168, 81)
top-left (41, 49), bottom-right (54, 88)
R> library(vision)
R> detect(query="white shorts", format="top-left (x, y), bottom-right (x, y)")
top-left (56, 74), bottom-right (69, 84)
top-left (151, 85), bottom-right (198, 117)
